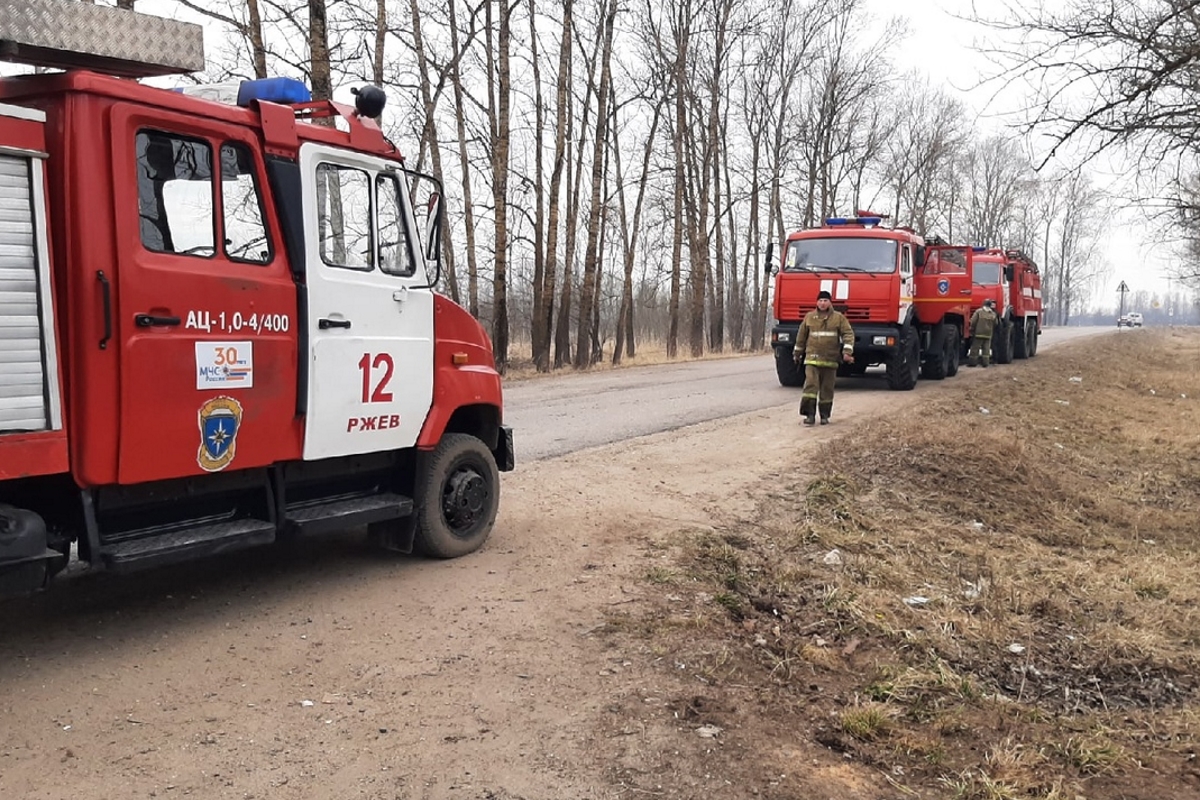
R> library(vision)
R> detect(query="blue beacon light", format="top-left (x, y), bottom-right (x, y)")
top-left (236, 77), bottom-right (312, 107)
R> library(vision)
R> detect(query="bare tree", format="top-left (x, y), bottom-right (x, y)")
top-left (960, 135), bottom-right (1034, 247)
top-left (574, 0), bottom-right (618, 368)
top-left (446, 0), bottom-right (483, 316)
top-left (534, 0), bottom-right (573, 371)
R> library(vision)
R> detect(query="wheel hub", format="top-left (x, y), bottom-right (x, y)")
top-left (442, 467), bottom-right (488, 533)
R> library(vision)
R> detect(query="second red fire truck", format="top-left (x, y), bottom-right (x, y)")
top-left (769, 213), bottom-right (974, 390)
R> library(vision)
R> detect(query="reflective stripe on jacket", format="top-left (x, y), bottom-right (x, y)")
top-left (796, 310), bottom-right (854, 367)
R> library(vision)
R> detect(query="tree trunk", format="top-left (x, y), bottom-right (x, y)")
top-left (667, 3), bottom-right (689, 359)
top-left (247, 0), bottom-right (267, 78)
top-left (538, 0), bottom-right (573, 371)
top-left (574, 0), bottom-right (617, 369)
top-left (528, 0), bottom-right (548, 369)
top-left (447, 0), bottom-right (480, 317)
top-left (612, 96), bottom-right (664, 365)
top-left (488, 0), bottom-right (513, 371)
top-left (557, 10), bottom-right (602, 368)
top-left (307, 0), bottom-right (333, 104)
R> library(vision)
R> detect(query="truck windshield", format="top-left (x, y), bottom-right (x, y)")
top-left (973, 262), bottom-right (1001, 285)
top-left (784, 237), bottom-right (897, 274)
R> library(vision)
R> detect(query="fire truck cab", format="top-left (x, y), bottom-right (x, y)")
top-left (968, 246), bottom-right (1043, 360)
top-left (0, 1), bottom-right (512, 596)
top-left (769, 214), bottom-right (973, 391)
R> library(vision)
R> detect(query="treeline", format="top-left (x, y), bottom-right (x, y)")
top-left (139, 0), bottom-right (1113, 366)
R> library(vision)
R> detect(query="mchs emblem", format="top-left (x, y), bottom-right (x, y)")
top-left (197, 396), bottom-right (243, 472)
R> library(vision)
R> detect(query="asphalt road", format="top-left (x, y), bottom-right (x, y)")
top-left (504, 325), bottom-right (1111, 462)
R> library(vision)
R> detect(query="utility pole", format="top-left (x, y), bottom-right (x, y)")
top-left (1117, 280), bottom-right (1129, 318)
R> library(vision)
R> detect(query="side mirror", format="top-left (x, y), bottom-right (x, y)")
top-left (399, 168), bottom-right (445, 290)
top-left (765, 243), bottom-right (775, 275)
top-left (914, 245), bottom-right (926, 268)
top-left (1004, 264), bottom-right (1014, 282)
top-left (423, 191), bottom-right (442, 264)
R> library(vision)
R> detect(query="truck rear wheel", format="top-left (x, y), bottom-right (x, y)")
top-left (886, 327), bottom-right (920, 391)
top-left (414, 434), bottom-right (500, 558)
top-left (1028, 322), bottom-right (1040, 357)
top-left (775, 346), bottom-right (804, 387)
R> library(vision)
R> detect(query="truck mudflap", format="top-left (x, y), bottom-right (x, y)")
top-left (495, 425), bottom-right (515, 472)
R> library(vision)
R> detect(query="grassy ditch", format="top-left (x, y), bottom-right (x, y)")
top-left (625, 328), bottom-right (1200, 799)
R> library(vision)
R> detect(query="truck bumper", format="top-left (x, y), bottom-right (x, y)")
top-left (773, 322), bottom-right (901, 361)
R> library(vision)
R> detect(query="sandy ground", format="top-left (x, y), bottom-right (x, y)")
top-left (0, 329), bottom-right (1108, 799)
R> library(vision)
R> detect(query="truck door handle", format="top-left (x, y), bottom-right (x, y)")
top-left (318, 318), bottom-right (352, 330)
top-left (97, 270), bottom-right (112, 350)
top-left (135, 314), bottom-right (182, 327)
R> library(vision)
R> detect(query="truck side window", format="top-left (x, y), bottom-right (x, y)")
top-left (376, 173), bottom-right (413, 277)
top-left (136, 130), bottom-right (215, 257)
top-left (220, 143), bottom-right (271, 264)
top-left (315, 163), bottom-right (371, 270)
top-left (901, 246), bottom-right (911, 275)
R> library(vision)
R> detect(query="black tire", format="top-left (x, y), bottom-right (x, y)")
top-left (775, 347), bottom-right (804, 387)
top-left (993, 319), bottom-right (1013, 364)
top-left (414, 433), bottom-right (500, 558)
top-left (1028, 321), bottom-right (1039, 357)
top-left (1013, 319), bottom-right (1029, 359)
top-left (921, 323), bottom-right (953, 380)
top-left (946, 327), bottom-right (961, 377)
top-left (886, 326), bottom-right (920, 391)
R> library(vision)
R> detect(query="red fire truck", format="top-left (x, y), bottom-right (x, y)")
top-left (769, 213), bottom-right (974, 390)
top-left (967, 246), bottom-right (1044, 361)
top-left (0, 1), bottom-right (512, 596)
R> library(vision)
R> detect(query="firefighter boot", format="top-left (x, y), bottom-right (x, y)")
top-left (967, 358), bottom-right (978, 367)
top-left (818, 402), bottom-right (832, 425)
top-left (800, 396), bottom-right (817, 426)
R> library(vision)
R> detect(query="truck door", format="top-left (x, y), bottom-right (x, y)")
top-left (297, 143), bottom-right (434, 461)
top-left (113, 108), bottom-right (300, 484)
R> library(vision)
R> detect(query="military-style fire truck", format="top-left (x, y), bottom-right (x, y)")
top-left (0, 0), bottom-right (513, 596)
top-left (769, 213), bottom-right (974, 390)
top-left (968, 246), bottom-right (1044, 361)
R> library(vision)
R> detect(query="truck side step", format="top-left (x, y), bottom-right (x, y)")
top-left (100, 518), bottom-right (277, 572)
top-left (284, 493), bottom-right (413, 538)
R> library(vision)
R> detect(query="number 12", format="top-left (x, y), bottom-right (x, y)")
top-left (358, 353), bottom-right (395, 403)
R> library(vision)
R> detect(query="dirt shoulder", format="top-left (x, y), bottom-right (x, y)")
top-left (1, 328), bottom-right (1190, 800)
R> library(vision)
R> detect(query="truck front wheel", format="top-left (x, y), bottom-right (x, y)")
top-left (414, 433), bottom-right (500, 558)
top-left (774, 346), bottom-right (804, 387)
top-left (886, 327), bottom-right (920, 390)
top-left (993, 319), bottom-right (1013, 364)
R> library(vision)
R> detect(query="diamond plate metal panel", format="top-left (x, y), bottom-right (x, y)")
top-left (0, 0), bottom-right (204, 77)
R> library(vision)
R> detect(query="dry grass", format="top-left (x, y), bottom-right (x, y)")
top-left (623, 328), bottom-right (1200, 798)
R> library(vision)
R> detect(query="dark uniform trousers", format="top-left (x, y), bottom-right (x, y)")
top-left (801, 365), bottom-right (837, 419)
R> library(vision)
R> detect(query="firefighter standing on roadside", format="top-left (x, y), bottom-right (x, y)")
top-left (968, 298), bottom-right (999, 367)
top-left (793, 290), bottom-right (855, 426)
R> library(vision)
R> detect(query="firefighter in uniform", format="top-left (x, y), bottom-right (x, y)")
top-left (793, 290), bottom-right (855, 425)
top-left (968, 298), bottom-right (999, 367)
